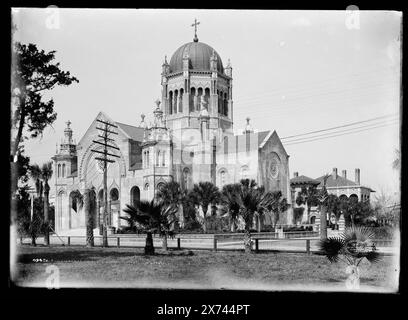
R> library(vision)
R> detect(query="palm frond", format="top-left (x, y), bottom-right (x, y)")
top-left (320, 237), bottom-right (345, 263)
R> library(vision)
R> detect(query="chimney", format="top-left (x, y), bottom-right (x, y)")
top-left (294, 172), bottom-right (299, 178)
top-left (355, 168), bottom-right (360, 185)
top-left (332, 167), bottom-right (338, 179)
top-left (342, 170), bottom-right (347, 179)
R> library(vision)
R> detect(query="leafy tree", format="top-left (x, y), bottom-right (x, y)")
top-left (70, 189), bottom-right (96, 247)
top-left (265, 190), bottom-right (290, 229)
top-left (326, 194), bottom-right (342, 229)
top-left (320, 226), bottom-right (380, 289)
top-left (11, 42), bottom-right (79, 196)
top-left (28, 161), bottom-right (53, 245)
top-left (295, 185), bottom-right (319, 223)
top-left (122, 200), bottom-right (179, 253)
top-left (41, 161), bottom-right (53, 245)
top-left (189, 182), bottom-right (221, 233)
top-left (156, 181), bottom-right (184, 228)
top-left (342, 199), bottom-right (374, 227)
top-left (220, 183), bottom-right (242, 232)
top-left (293, 207), bottom-right (305, 224)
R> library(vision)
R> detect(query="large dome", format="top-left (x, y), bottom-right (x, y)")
top-left (169, 41), bottom-right (224, 73)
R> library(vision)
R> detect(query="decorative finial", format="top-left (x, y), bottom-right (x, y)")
top-left (66, 120), bottom-right (71, 128)
top-left (155, 99), bottom-right (161, 109)
top-left (191, 18), bottom-right (200, 42)
top-left (141, 113), bottom-right (145, 120)
top-left (246, 117), bottom-right (250, 124)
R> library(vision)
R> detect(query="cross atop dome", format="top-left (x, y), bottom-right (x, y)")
top-left (191, 18), bottom-right (200, 42)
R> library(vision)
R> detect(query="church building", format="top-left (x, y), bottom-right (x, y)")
top-left (52, 26), bottom-right (291, 234)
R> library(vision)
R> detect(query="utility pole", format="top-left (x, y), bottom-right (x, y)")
top-left (91, 119), bottom-right (119, 247)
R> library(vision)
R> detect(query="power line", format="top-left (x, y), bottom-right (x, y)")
top-left (281, 114), bottom-right (399, 140)
top-left (234, 66), bottom-right (395, 103)
top-left (283, 122), bottom-right (398, 146)
top-left (282, 119), bottom-right (399, 144)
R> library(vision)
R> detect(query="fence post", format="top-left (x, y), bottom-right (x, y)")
top-left (255, 238), bottom-right (259, 253)
top-left (67, 236), bottom-right (70, 246)
top-left (306, 239), bottom-right (310, 254)
top-left (213, 237), bottom-right (217, 251)
top-left (177, 238), bottom-right (181, 250)
top-left (117, 237), bottom-right (120, 247)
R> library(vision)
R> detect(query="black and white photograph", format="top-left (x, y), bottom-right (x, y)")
top-left (10, 7), bottom-right (402, 295)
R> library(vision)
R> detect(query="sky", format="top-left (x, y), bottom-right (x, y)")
top-left (12, 8), bottom-right (401, 201)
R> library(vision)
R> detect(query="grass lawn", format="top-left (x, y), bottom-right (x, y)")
top-left (11, 245), bottom-right (399, 292)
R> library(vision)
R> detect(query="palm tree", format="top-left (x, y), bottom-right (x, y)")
top-left (156, 181), bottom-right (184, 228)
top-left (189, 182), bottom-right (221, 233)
top-left (220, 183), bottom-right (242, 232)
top-left (236, 179), bottom-right (271, 253)
top-left (295, 185), bottom-right (319, 223)
top-left (265, 190), bottom-right (289, 229)
top-left (29, 162), bottom-right (52, 245)
top-left (41, 161), bottom-right (53, 245)
top-left (122, 200), bottom-right (178, 254)
top-left (29, 164), bottom-right (43, 199)
top-left (317, 174), bottom-right (330, 240)
top-left (70, 188), bottom-right (96, 247)
top-left (320, 226), bottom-right (380, 289)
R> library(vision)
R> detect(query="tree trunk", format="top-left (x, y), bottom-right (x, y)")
top-left (31, 235), bottom-right (36, 246)
top-left (84, 189), bottom-right (94, 247)
top-left (243, 229), bottom-right (252, 253)
top-left (345, 265), bottom-right (360, 290)
top-left (43, 182), bottom-right (50, 246)
top-left (162, 234), bottom-right (168, 251)
top-left (230, 217), bottom-right (236, 232)
top-left (145, 231), bottom-right (155, 255)
top-left (320, 205), bottom-right (327, 240)
top-left (257, 215), bottom-right (261, 233)
top-left (202, 206), bottom-right (208, 233)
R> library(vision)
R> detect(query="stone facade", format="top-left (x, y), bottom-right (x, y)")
top-left (52, 36), bottom-right (291, 233)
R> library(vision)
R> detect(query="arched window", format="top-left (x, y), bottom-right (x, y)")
top-left (169, 91), bottom-right (173, 115)
top-left (156, 150), bottom-right (161, 166)
top-left (240, 165), bottom-right (249, 180)
top-left (174, 90), bottom-right (178, 114)
top-left (130, 186), bottom-right (140, 207)
top-left (190, 87), bottom-right (196, 112)
top-left (204, 88), bottom-right (210, 107)
top-left (62, 164), bottom-right (66, 177)
top-left (162, 151), bottom-right (166, 167)
top-left (144, 183), bottom-right (149, 191)
top-left (218, 90), bottom-right (222, 114)
top-left (146, 151), bottom-right (149, 167)
top-left (224, 92), bottom-right (228, 116)
top-left (110, 188), bottom-right (119, 201)
top-left (58, 164), bottom-right (61, 177)
top-left (179, 88), bottom-right (184, 113)
top-left (197, 87), bottom-right (203, 111)
top-left (219, 169), bottom-right (227, 186)
top-left (350, 194), bottom-right (358, 203)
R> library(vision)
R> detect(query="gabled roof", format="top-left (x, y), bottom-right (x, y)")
top-left (115, 122), bottom-right (144, 142)
top-left (290, 175), bottom-right (320, 186)
top-left (258, 130), bottom-right (270, 146)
